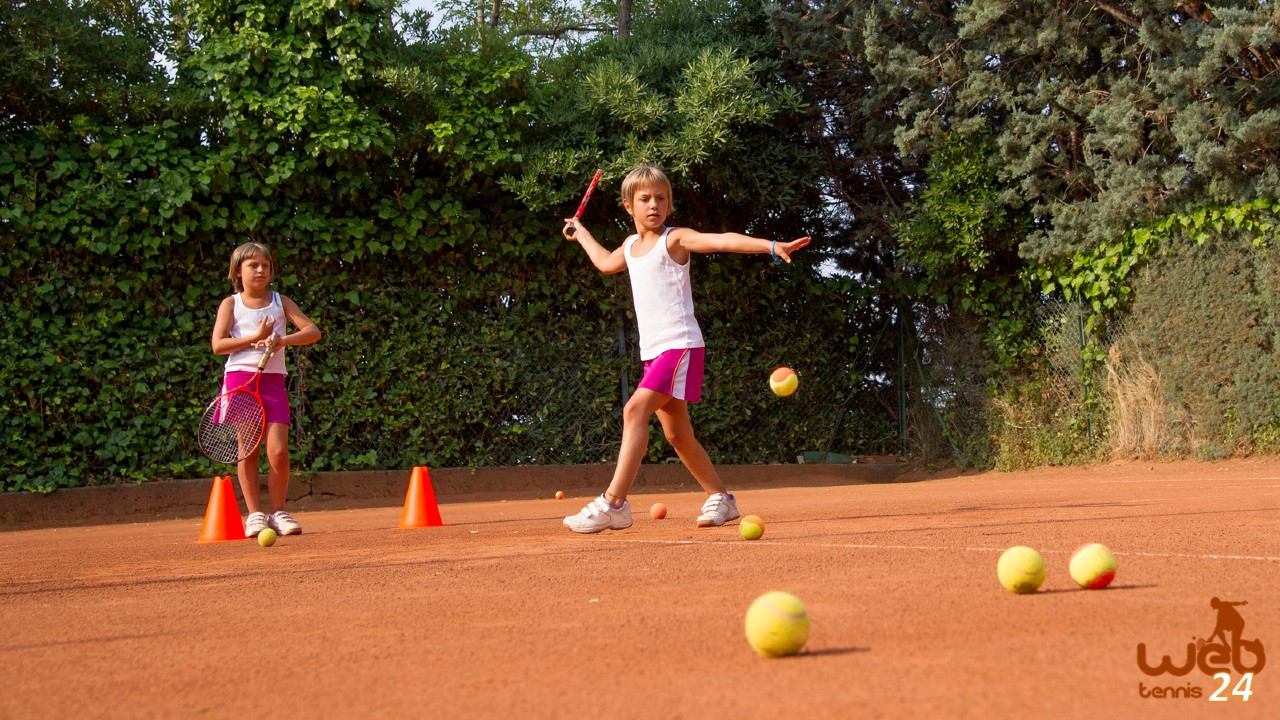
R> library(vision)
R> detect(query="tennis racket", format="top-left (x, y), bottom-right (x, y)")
top-left (198, 334), bottom-right (278, 464)
top-left (565, 168), bottom-right (602, 237)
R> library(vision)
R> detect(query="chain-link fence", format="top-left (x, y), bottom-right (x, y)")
top-left (266, 249), bottom-right (1280, 475)
top-left (903, 300), bottom-right (1117, 468)
top-left (281, 287), bottom-right (901, 471)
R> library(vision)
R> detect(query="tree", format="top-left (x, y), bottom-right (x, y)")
top-left (895, 132), bottom-right (1036, 365)
top-left (427, 0), bottom-right (617, 49)
top-left (773, 0), bottom-right (1280, 261)
top-left (170, 0), bottom-right (397, 206)
top-left (507, 0), bottom-right (822, 238)
top-left (0, 0), bottom-right (166, 134)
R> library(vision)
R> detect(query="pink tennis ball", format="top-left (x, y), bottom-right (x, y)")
top-left (1069, 543), bottom-right (1118, 589)
top-left (650, 503), bottom-right (667, 520)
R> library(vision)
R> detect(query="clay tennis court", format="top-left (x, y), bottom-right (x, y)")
top-left (2, 459), bottom-right (1276, 718)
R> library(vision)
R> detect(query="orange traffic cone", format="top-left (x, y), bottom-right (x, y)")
top-left (399, 466), bottom-right (444, 528)
top-left (198, 475), bottom-right (247, 542)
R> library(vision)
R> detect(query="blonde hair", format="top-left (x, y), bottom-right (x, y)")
top-left (620, 164), bottom-right (674, 212)
top-left (227, 242), bottom-right (275, 292)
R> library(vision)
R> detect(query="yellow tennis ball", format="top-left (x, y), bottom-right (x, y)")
top-left (258, 528), bottom-right (277, 547)
top-left (1069, 543), bottom-right (1117, 589)
top-left (997, 545), bottom-right (1045, 594)
top-left (769, 367), bottom-right (798, 397)
top-left (745, 591), bottom-right (810, 657)
top-left (739, 514), bottom-right (765, 540)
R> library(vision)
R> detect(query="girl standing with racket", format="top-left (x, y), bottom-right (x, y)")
top-left (211, 242), bottom-right (320, 538)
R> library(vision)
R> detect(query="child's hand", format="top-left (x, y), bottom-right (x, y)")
top-left (253, 316), bottom-right (274, 341)
top-left (562, 217), bottom-right (584, 240)
top-left (774, 236), bottom-right (812, 264)
top-left (251, 333), bottom-right (280, 355)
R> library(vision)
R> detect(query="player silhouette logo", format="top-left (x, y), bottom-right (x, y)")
top-left (1137, 597), bottom-right (1266, 677)
top-left (1205, 597), bottom-right (1249, 648)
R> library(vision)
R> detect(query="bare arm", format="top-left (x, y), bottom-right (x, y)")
top-left (278, 295), bottom-right (321, 348)
top-left (563, 217), bottom-right (627, 275)
top-left (669, 229), bottom-right (812, 263)
top-left (210, 297), bottom-right (273, 355)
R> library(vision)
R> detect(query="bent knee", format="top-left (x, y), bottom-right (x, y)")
top-left (662, 427), bottom-right (687, 446)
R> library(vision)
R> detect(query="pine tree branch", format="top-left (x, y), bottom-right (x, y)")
top-left (1092, 1), bottom-right (1141, 31)
top-left (513, 24), bottom-right (614, 40)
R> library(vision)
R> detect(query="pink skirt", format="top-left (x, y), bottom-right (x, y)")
top-left (223, 371), bottom-right (291, 425)
top-left (637, 347), bottom-right (705, 403)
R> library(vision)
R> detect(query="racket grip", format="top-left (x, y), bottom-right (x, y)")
top-left (256, 334), bottom-right (279, 370)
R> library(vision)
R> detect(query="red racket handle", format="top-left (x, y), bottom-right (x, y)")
top-left (567, 169), bottom-right (602, 237)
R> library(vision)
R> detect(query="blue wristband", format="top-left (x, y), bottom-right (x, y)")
top-left (770, 241), bottom-right (782, 265)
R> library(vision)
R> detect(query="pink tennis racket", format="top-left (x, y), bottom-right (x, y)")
top-left (197, 334), bottom-right (278, 464)
top-left (565, 169), bottom-right (602, 237)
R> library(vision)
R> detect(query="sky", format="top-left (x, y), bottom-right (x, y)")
top-left (399, 0), bottom-right (438, 13)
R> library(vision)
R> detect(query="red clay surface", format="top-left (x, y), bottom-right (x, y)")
top-left (2, 459), bottom-right (1278, 718)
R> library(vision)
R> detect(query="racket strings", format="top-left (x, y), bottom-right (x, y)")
top-left (198, 390), bottom-right (266, 464)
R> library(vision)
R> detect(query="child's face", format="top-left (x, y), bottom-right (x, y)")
top-left (238, 253), bottom-right (272, 292)
top-left (624, 181), bottom-right (671, 231)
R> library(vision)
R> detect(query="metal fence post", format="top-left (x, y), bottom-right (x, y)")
top-left (1078, 309), bottom-right (1093, 442)
top-left (615, 314), bottom-right (630, 408)
top-left (897, 309), bottom-right (907, 457)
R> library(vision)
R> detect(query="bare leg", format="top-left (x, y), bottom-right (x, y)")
top-left (656, 399), bottom-right (727, 495)
top-left (236, 445), bottom-right (262, 515)
top-left (263, 422), bottom-right (290, 511)
top-left (604, 388), bottom-right (671, 504)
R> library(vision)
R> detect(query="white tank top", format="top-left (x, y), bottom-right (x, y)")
top-left (225, 292), bottom-right (287, 374)
top-left (624, 228), bottom-right (704, 360)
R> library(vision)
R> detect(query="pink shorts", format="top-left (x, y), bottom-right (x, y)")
top-left (637, 347), bottom-right (705, 403)
top-left (223, 372), bottom-right (291, 425)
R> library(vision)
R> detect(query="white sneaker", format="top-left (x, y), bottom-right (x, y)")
top-left (697, 493), bottom-right (739, 527)
top-left (564, 495), bottom-right (633, 534)
top-left (269, 510), bottom-right (302, 536)
top-left (244, 512), bottom-right (269, 537)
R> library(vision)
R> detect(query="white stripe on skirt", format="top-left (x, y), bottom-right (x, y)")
top-left (670, 349), bottom-right (691, 399)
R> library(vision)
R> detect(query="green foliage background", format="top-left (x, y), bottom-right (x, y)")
top-left (1124, 230), bottom-right (1280, 458)
top-left (3, 0), bottom-right (1279, 491)
top-left (0, 0), bottom-right (893, 492)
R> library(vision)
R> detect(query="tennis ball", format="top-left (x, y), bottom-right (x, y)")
top-left (769, 367), bottom-right (798, 397)
top-left (1069, 543), bottom-right (1117, 589)
top-left (258, 528), bottom-right (277, 547)
top-left (554, 491), bottom-right (565, 500)
top-left (650, 502), bottom-right (667, 520)
top-left (739, 514), bottom-right (765, 540)
top-left (997, 545), bottom-right (1045, 594)
top-left (744, 591), bottom-right (810, 657)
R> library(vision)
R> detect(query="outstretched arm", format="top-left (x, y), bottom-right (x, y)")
top-left (669, 229), bottom-right (811, 263)
top-left (563, 217), bottom-right (626, 274)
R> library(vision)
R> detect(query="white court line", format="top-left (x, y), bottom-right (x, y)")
top-left (598, 538), bottom-right (1280, 563)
